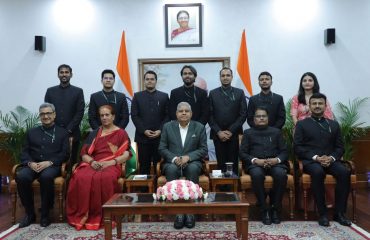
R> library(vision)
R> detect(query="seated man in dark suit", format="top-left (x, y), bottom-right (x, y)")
top-left (294, 93), bottom-right (351, 227)
top-left (16, 103), bottom-right (69, 228)
top-left (158, 101), bottom-right (207, 229)
top-left (239, 106), bottom-right (288, 225)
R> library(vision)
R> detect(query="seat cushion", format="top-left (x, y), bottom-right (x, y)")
top-left (302, 173), bottom-right (357, 186)
top-left (9, 177), bottom-right (65, 193)
top-left (240, 174), bottom-right (294, 190)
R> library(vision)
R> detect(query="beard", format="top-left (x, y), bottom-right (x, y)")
top-left (183, 78), bottom-right (195, 87)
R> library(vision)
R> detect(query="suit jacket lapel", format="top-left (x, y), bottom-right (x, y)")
top-left (171, 121), bottom-right (183, 150)
top-left (183, 121), bottom-right (194, 150)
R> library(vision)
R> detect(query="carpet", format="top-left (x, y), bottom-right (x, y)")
top-left (1, 221), bottom-right (369, 240)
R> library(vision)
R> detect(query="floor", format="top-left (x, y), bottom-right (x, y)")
top-left (1, 187), bottom-right (369, 233)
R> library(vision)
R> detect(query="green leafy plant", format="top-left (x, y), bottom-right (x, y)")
top-left (282, 99), bottom-right (296, 162)
top-left (0, 106), bottom-right (40, 164)
top-left (335, 97), bottom-right (370, 161)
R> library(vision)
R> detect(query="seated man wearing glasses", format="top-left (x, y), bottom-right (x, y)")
top-left (88, 69), bottom-right (129, 130)
top-left (16, 103), bottom-right (69, 228)
top-left (239, 106), bottom-right (289, 225)
top-left (159, 102), bottom-right (207, 229)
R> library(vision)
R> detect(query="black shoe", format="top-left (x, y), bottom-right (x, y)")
top-left (174, 214), bottom-right (185, 229)
top-left (262, 210), bottom-right (272, 225)
top-left (333, 213), bottom-right (351, 226)
top-left (271, 208), bottom-right (281, 224)
top-left (19, 214), bottom-right (36, 228)
top-left (318, 215), bottom-right (330, 227)
top-left (184, 214), bottom-right (195, 228)
top-left (40, 217), bottom-right (51, 227)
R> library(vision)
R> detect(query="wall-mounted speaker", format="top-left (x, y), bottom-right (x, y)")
top-left (35, 36), bottom-right (46, 52)
top-left (325, 28), bottom-right (335, 45)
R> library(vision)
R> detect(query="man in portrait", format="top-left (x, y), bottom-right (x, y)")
top-left (16, 103), bottom-right (69, 228)
top-left (88, 69), bottom-right (129, 130)
top-left (246, 71), bottom-right (286, 129)
top-left (209, 67), bottom-right (247, 174)
top-left (169, 65), bottom-right (209, 125)
top-left (159, 102), bottom-right (207, 229)
top-left (44, 64), bottom-right (84, 169)
top-left (131, 70), bottom-right (169, 174)
top-left (294, 93), bottom-right (352, 227)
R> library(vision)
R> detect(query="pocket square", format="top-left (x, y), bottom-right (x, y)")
top-left (192, 134), bottom-right (196, 138)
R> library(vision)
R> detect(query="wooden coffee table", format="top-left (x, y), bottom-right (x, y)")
top-left (103, 192), bottom-right (249, 240)
top-left (125, 175), bottom-right (155, 193)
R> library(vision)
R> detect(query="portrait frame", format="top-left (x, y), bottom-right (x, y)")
top-left (138, 57), bottom-right (230, 91)
top-left (164, 3), bottom-right (202, 48)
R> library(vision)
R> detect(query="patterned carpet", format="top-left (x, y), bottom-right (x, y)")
top-left (1, 221), bottom-right (369, 240)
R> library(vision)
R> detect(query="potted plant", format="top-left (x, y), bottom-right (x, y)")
top-left (282, 99), bottom-right (295, 163)
top-left (335, 97), bottom-right (370, 161)
top-left (0, 106), bottom-right (40, 165)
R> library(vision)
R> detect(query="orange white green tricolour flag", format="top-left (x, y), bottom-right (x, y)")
top-left (116, 31), bottom-right (133, 97)
top-left (237, 29), bottom-right (253, 97)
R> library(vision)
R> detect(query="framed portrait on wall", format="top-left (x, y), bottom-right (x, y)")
top-left (164, 3), bottom-right (202, 48)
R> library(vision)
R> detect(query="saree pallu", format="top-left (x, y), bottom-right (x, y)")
top-left (66, 128), bottom-right (129, 230)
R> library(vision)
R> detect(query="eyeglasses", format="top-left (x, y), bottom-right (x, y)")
top-left (254, 115), bottom-right (268, 119)
top-left (39, 112), bottom-right (54, 117)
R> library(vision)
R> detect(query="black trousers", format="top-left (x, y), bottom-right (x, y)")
top-left (137, 141), bottom-right (160, 175)
top-left (15, 166), bottom-right (61, 217)
top-left (164, 161), bottom-right (202, 184)
top-left (248, 165), bottom-right (287, 211)
top-left (213, 134), bottom-right (239, 174)
top-left (303, 161), bottom-right (351, 216)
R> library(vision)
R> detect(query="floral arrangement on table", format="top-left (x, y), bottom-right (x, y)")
top-left (153, 179), bottom-right (208, 201)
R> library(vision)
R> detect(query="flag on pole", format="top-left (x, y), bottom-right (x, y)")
top-left (116, 31), bottom-right (133, 97)
top-left (237, 29), bottom-right (253, 97)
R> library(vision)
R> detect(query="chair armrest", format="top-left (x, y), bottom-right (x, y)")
top-left (61, 162), bottom-right (67, 178)
top-left (341, 160), bottom-right (356, 174)
top-left (121, 162), bottom-right (126, 178)
top-left (11, 164), bottom-right (22, 179)
top-left (156, 158), bottom-right (164, 177)
top-left (202, 160), bottom-right (208, 175)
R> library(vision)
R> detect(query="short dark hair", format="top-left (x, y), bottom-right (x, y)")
top-left (99, 104), bottom-right (115, 115)
top-left (101, 69), bottom-right (115, 79)
top-left (177, 10), bottom-right (189, 20)
top-left (309, 92), bottom-right (327, 104)
top-left (180, 65), bottom-right (197, 78)
top-left (219, 67), bottom-right (233, 76)
top-left (254, 106), bottom-right (269, 116)
top-left (258, 71), bottom-right (272, 80)
top-left (58, 64), bottom-right (72, 73)
top-left (144, 70), bottom-right (157, 81)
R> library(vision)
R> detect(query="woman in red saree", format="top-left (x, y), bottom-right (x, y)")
top-left (66, 105), bottom-right (131, 230)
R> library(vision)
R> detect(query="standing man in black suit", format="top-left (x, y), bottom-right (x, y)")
top-left (159, 102), bottom-right (207, 230)
top-left (131, 70), bottom-right (169, 174)
top-left (16, 103), bottom-right (69, 228)
top-left (247, 71), bottom-right (285, 129)
top-left (88, 69), bottom-right (129, 130)
top-left (209, 67), bottom-right (247, 174)
top-left (169, 65), bottom-right (209, 125)
top-left (294, 93), bottom-right (351, 227)
top-left (239, 106), bottom-right (288, 225)
top-left (45, 64), bottom-right (85, 168)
